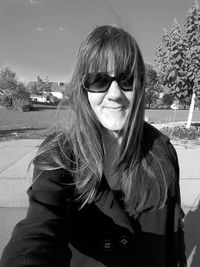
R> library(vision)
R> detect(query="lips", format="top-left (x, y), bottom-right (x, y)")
top-left (105, 105), bottom-right (124, 109)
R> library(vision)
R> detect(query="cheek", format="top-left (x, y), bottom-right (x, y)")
top-left (125, 91), bottom-right (135, 105)
top-left (87, 93), bottom-right (104, 112)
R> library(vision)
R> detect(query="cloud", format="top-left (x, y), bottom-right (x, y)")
top-left (29, 0), bottom-right (38, 4)
top-left (36, 27), bottom-right (44, 31)
top-left (7, 0), bottom-right (39, 5)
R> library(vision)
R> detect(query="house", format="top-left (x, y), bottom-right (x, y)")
top-left (26, 81), bottom-right (70, 103)
top-left (50, 82), bottom-right (67, 99)
top-left (30, 94), bottom-right (47, 103)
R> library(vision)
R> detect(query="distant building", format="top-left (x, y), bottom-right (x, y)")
top-left (30, 94), bottom-right (47, 103)
top-left (26, 81), bottom-right (70, 103)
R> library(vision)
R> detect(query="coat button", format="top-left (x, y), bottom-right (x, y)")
top-left (118, 235), bottom-right (131, 249)
top-left (103, 239), bottom-right (114, 252)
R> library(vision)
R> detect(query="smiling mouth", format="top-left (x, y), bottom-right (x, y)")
top-left (105, 106), bottom-right (124, 109)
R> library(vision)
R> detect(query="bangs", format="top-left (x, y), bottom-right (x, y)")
top-left (84, 32), bottom-right (137, 76)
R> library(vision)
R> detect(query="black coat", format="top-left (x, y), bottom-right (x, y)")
top-left (0, 126), bottom-right (186, 267)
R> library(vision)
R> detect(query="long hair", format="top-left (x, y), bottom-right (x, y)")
top-left (33, 25), bottom-right (172, 214)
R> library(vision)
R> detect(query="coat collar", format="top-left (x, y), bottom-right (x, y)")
top-left (93, 176), bottom-right (134, 233)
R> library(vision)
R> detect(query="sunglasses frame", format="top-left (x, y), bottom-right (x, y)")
top-left (82, 72), bottom-right (133, 93)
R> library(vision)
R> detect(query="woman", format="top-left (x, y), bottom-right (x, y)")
top-left (0, 25), bottom-right (186, 267)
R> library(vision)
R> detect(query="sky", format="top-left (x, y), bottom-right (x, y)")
top-left (0, 0), bottom-right (197, 83)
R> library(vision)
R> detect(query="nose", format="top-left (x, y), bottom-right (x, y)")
top-left (106, 80), bottom-right (122, 99)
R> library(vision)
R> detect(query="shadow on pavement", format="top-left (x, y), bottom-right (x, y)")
top-left (184, 200), bottom-right (200, 267)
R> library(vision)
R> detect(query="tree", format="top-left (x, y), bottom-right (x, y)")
top-left (183, 0), bottom-right (200, 127)
top-left (168, 19), bottom-right (188, 103)
top-left (0, 66), bottom-right (31, 110)
top-left (0, 67), bottom-right (19, 93)
top-left (162, 93), bottom-right (174, 107)
top-left (35, 75), bottom-right (45, 95)
top-left (43, 76), bottom-right (52, 93)
top-left (155, 19), bottom-right (188, 107)
top-left (31, 75), bottom-right (52, 95)
top-left (155, 0), bottom-right (200, 120)
top-left (155, 28), bottom-right (170, 83)
top-left (145, 63), bottom-right (160, 108)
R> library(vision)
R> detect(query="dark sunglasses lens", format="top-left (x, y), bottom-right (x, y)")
top-left (84, 74), bottom-right (110, 92)
top-left (119, 74), bottom-right (133, 91)
top-left (83, 73), bottom-right (133, 92)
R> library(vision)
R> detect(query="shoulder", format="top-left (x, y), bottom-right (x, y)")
top-left (143, 121), bottom-right (178, 163)
top-left (143, 121), bottom-right (169, 144)
top-left (143, 122), bottom-right (179, 184)
top-left (142, 122), bottom-right (171, 156)
top-left (33, 131), bottom-right (74, 169)
top-left (31, 131), bottom-right (75, 189)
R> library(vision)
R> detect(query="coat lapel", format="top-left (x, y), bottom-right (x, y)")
top-left (94, 176), bottom-right (134, 233)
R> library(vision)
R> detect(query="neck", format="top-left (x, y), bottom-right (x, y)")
top-left (101, 127), bottom-right (123, 148)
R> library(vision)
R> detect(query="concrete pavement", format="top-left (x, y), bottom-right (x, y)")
top-left (0, 139), bottom-right (40, 207)
top-left (0, 138), bottom-right (200, 266)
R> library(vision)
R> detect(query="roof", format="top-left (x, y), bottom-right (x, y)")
top-left (26, 81), bottom-right (37, 92)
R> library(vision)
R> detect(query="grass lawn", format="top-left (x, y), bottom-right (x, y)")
top-left (0, 104), bottom-right (71, 141)
top-left (0, 104), bottom-right (200, 141)
top-left (145, 109), bottom-right (200, 124)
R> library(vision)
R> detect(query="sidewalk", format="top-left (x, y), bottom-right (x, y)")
top-left (0, 139), bottom-right (40, 207)
top-left (1, 139), bottom-right (200, 210)
top-left (0, 139), bottom-right (200, 266)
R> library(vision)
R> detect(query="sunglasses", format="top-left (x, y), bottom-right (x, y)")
top-left (82, 72), bottom-right (134, 93)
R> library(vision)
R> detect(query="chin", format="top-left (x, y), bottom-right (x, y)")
top-left (103, 122), bottom-right (125, 133)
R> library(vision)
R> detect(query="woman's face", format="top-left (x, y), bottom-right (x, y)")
top-left (87, 67), bottom-right (134, 134)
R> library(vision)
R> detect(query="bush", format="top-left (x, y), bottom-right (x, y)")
top-left (162, 94), bottom-right (174, 108)
top-left (160, 125), bottom-right (200, 141)
top-left (13, 91), bottom-right (32, 111)
top-left (0, 93), bottom-right (12, 107)
top-left (0, 90), bottom-right (32, 111)
top-left (12, 97), bottom-right (32, 111)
